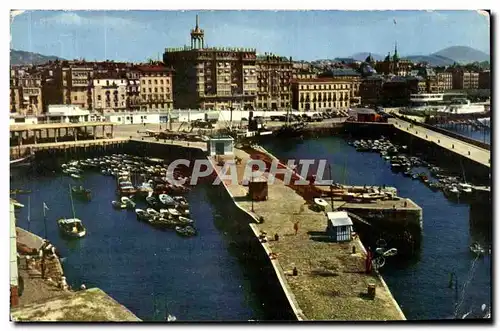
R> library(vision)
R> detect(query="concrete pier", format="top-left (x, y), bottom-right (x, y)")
top-left (209, 148), bottom-right (406, 321)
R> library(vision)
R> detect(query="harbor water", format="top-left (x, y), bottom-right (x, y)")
top-left (438, 124), bottom-right (491, 146)
top-left (11, 168), bottom-right (275, 321)
top-left (11, 134), bottom-right (491, 321)
top-left (261, 136), bottom-right (491, 320)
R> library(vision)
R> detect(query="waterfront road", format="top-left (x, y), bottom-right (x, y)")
top-left (389, 118), bottom-right (490, 168)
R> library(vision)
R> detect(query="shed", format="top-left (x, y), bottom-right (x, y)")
top-left (207, 136), bottom-right (234, 156)
top-left (326, 211), bottom-right (353, 242)
top-left (248, 176), bottom-right (268, 201)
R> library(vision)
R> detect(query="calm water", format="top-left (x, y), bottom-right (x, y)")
top-left (11, 169), bottom-right (268, 321)
top-left (438, 124), bottom-right (491, 145)
top-left (261, 136), bottom-right (492, 320)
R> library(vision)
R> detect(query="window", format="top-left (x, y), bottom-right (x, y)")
top-left (148, 80), bottom-right (151, 84)
top-left (149, 88), bottom-right (152, 93)
top-left (74, 96), bottom-right (77, 101)
top-left (121, 94), bottom-right (125, 99)
top-left (98, 95), bottom-right (101, 101)
top-left (154, 79), bottom-right (158, 84)
top-left (154, 87), bottom-right (158, 92)
top-left (142, 88), bottom-right (146, 93)
top-left (160, 87), bottom-right (164, 92)
top-left (106, 80), bottom-right (109, 86)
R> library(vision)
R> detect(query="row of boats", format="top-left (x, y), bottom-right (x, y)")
top-left (62, 154), bottom-right (198, 237)
top-left (349, 137), bottom-right (481, 201)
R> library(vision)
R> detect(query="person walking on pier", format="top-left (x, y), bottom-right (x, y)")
top-left (293, 221), bottom-right (299, 235)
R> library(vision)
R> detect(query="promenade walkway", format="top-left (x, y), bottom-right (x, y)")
top-left (389, 118), bottom-right (490, 168)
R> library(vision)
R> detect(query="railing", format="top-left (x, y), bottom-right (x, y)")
top-left (393, 114), bottom-right (490, 151)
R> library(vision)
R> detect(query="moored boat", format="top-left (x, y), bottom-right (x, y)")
top-left (57, 218), bottom-right (86, 238)
top-left (71, 185), bottom-right (92, 201)
top-left (177, 216), bottom-right (194, 226)
top-left (112, 200), bottom-right (127, 209)
top-left (58, 184), bottom-right (86, 238)
top-left (175, 225), bottom-right (197, 237)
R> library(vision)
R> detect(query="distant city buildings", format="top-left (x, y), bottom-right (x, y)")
top-left (10, 68), bottom-right (43, 115)
top-left (9, 14), bottom-right (490, 117)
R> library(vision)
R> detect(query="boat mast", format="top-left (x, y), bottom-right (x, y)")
top-left (68, 184), bottom-right (76, 219)
top-left (27, 196), bottom-right (31, 231)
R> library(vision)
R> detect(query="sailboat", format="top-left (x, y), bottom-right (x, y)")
top-left (57, 184), bottom-right (86, 238)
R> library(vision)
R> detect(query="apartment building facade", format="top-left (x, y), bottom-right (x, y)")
top-left (291, 78), bottom-right (352, 111)
top-left (163, 15), bottom-right (257, 110)
top-left (10, 69), bottom-right (43, 115)
top-left (255, 54), bottom-right (293, 110)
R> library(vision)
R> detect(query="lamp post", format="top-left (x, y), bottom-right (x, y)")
top-left (251, 171), bottom-right (254, 212)
top-left (328, 163), bottom-right (334, 211)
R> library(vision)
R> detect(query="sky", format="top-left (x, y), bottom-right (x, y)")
top-left (10, 10), bottom-right (490, 62)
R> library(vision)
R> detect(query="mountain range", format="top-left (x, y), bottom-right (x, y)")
top-left (11, 46), bottom-right (490, 68)
top-left (10, 49), bottom-right (63, 66)
top-left (346, 46), bottom-right (489, 67)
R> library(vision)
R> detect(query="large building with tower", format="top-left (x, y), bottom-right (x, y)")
top-left (163, 15), bottom-right (258, 110)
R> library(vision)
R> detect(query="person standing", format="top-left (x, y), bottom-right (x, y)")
top-left (293, 221), bottom-right (299, 235)
top-left (365, 247), bottom-right (373, 274)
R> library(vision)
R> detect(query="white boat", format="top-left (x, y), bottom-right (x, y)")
top-left (458, 183), bottom-right (473, 194)
top-left (167, 208), bottom-right (181, 217)
top-left (177, 216), bottom-right (194, 226)
top-left (57, 218), bottom-right (86, 238)
top-left (121, 196), bottom-right (136, 209)
top-left (112, 200), bottom-right (127, 209)
top-left (446, 186), bottom-right (460, 195)
top-left (70, 174), bottom-right (81, 179)
top-left (470, 242), bottom-right (486, 255)
top-left (159, 194), bottom-right (175, 206)
top-left (146, 208), bottom-right (161, 217)
top-left (58, 184), bottom-right (86, 238)
top-left (135, 209), bottom-right (151, 222)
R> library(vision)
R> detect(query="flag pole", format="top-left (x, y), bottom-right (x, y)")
top-left (43, 202), bottom-right (48, 239)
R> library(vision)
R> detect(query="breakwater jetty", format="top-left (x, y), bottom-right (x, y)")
top-left (208, 147), bottom-right (406, 320)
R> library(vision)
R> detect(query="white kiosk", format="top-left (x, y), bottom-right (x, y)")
top-left (207, 136), bottom-right (234, 156)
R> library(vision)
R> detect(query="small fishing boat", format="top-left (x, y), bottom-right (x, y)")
top-left (135, 209), bottom-right (151, 222)
top-left (458, 183), bottom-right (473, 194)
top-left (175, 225), bottom-right (197, 237)
top-left (121, 196), bottom-right (136, 209)
top-left (57, 218), bottom-right (86, 238)
top-left (173, 196), bottom-right (189, 208)
top-left (177, 216), bottom-right (194, 226)
top-left (179, 208), bottom-right (190, 217)
top-left (70, 173), bottom-right (81, 179)
top-left (470, 242), bottom-right (486, 256)
top-left (58, 184), bottom-right (86, 238)
top-left (147, 208), bottom-right (161, 218)
top-left (167, 208), bottom-right (181, 218)
top-left (71, 185), bottom-right (92, 201)
top-left (112, 200), bottom-right (127, 209)
top-left (146, 196), bottom-right (159, 207)
top-left (159, 194), bottom-right (176, 206)
top-left (390, 162), bottom-right (402, 171)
